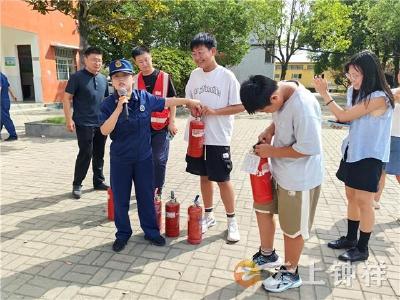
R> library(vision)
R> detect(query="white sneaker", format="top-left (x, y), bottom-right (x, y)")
top-left (227, 217), bottom-right (240, 242)
top-left (202, 214), bottom-right (217, 233)
top-left (262, 266), bottom-right (302, 292)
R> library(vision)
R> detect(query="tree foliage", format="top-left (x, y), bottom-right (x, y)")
top-left (304, 0), bottom-right (399, 87)
top-left (25, 0), bottom-right (165, 64)
top-left (249, 0), bottom-right (307, 80)
top-left (150, 47), bottom-right (195, 96)
top-left (133, 0), bottom-right (253, 66)
top-left (302, 0), bottom-right (351, 52)
top-left (249, 0), bottom-right (350, 80)
top-left (300, 0), bottom-right (353, 88)
top-left (26, 0), bottom-right (255, 89)
top-left (366, 0), bottom-right (400, 85)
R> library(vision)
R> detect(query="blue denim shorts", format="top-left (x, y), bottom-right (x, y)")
top-left (385, 136), bottom-right (400, 175)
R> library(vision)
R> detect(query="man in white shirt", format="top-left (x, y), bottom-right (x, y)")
top-left (240, 75), bottom-right (323, 293)
top-left (185, 33), bottom-right (244, 242)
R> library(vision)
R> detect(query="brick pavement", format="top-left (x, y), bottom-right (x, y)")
top-left (1, 110), bottom-right (399, 299)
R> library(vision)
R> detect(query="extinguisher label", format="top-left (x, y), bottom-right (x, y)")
top-left (258, 163), bottom-right (270, 176)
top-left (192, 129), bottom-right (204, 138)
top-left (241, 152), bottom-right (260, 174)
top-left (166, 212), bottom-right (176, 218)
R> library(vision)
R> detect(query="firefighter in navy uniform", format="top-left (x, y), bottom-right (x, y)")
top-left (100, 59), bottom-right (201, 252)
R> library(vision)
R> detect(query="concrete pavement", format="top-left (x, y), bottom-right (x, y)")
top-left (1, 108), bottom-right (399, 299)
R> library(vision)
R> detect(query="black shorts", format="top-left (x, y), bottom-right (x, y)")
top-left (186, 145), bottom-right (232, 182)
top-left (336, 157), bottom-right (383, 193)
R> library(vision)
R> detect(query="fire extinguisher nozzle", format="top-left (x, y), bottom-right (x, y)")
top-left (194, 195), bottom-right (200, 206)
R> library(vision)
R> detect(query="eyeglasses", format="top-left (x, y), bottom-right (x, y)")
top-left (89, 58), bottom-right (102, 63)
top-left (345, 73), bottom-right (361, 80)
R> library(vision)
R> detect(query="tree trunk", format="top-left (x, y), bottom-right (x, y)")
top-left (78, 31), bottom-right (89, 68)
top-left (77, 1), bottom-right (89, 68)
top-left (280, 62), bottom-right (288, 80)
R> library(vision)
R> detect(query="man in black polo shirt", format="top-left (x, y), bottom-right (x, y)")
top-left (63, 46), bottom-right (109, 199)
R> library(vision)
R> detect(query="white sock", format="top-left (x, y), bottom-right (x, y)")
top-left (261, 248), bottom-right (273, 256)
top-left (205, 211), bottom-right (214, 219)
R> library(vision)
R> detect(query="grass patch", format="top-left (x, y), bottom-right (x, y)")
top-left (43, 116), bottom-right (66, 124)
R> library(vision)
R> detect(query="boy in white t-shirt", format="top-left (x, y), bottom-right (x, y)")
top-left (240, 75), bottom-right (323, 293)
top-left (185, 33), bottom-right (244, 242)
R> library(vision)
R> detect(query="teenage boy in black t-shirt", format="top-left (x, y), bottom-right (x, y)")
top-left (132, 46), bottom-right (177, 198)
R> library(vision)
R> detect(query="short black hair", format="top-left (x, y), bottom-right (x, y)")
top-left (131, 46), bottom-right (150, 59)
top-left (190, 32), bottom-right (217, 50)
top-left (84, 46), bottom-right (103, 57)
top-left (240, 75), bottom-right (278, 114)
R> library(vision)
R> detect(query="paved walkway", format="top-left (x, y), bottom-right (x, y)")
top-left (1, 109), bottom-right (399, 299)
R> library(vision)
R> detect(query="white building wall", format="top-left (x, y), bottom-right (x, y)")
top-left (230, 47), bottom-right (275, 83)
top-left (1, 26), bottom-right (43, 102)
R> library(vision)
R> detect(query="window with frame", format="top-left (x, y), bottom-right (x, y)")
top-left (291, 73), bottom-right (302, 79)
top-left (55, 47), bottom-right (76, 80)
top-left (288, 65), bottom-right (304, 70)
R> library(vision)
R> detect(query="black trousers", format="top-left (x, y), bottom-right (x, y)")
top-left (73, 125), bottom-right (107, 187)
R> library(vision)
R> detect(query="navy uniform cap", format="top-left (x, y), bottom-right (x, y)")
top-left (109, 59), bottom-right (134, 76)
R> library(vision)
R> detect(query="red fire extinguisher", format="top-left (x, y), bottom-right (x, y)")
top-left (187, 195), bottom-right (202, 244)
top-left (250, 157), bottom-right (273, 204)
top-left (187, 117), bottom-right (205, 158)
top-left (165, 191), bottom-right (180, 237)
top-left (154, 189), bottom-right (162, 230)
top-left (107, 187), bottom-right (114, 221)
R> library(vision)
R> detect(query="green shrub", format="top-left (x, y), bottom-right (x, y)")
top-left (43, 116), bottom-right (66, 124)
top-left (151, 47), bottom-right (196, 97)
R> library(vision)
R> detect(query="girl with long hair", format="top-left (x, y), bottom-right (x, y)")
top-left (314, 50), bottom-right (394, 262)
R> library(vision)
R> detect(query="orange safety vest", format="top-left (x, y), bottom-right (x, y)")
top-left (133, 71), bottom-right (170, 130)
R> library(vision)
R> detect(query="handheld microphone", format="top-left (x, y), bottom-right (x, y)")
top-left (117, 88), bottom-right (129, 120)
